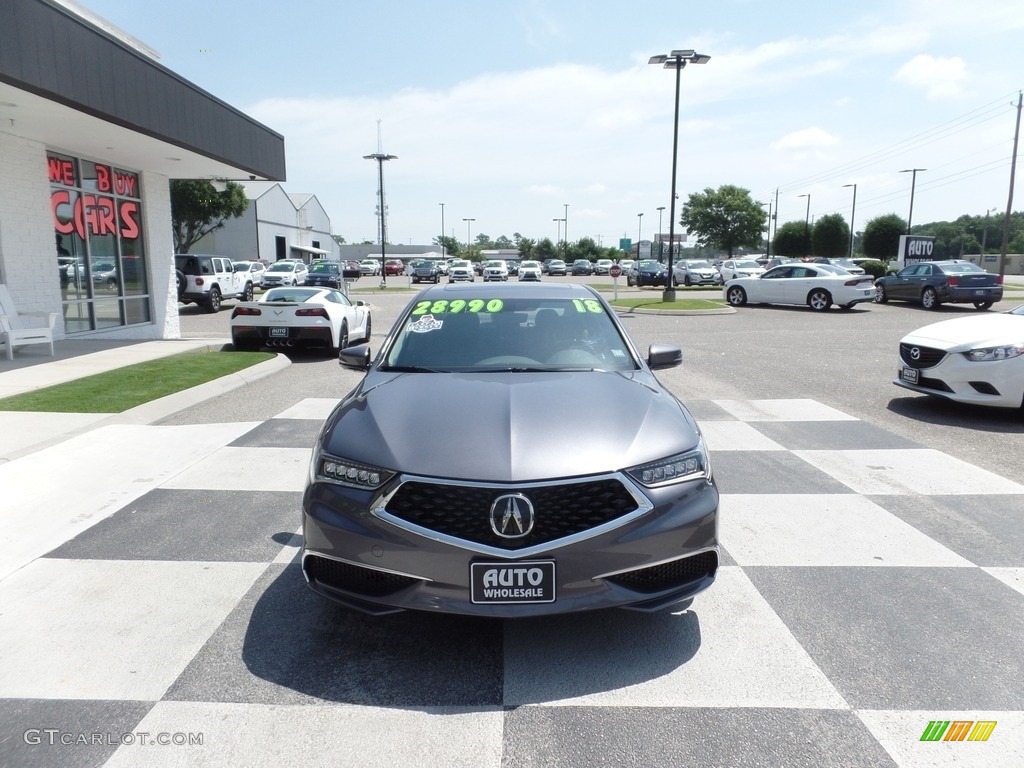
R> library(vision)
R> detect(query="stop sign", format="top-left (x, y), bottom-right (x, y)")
top-left (609, 264), bottom-right (622, 278)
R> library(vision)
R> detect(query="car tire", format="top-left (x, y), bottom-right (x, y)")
top-left (973, 300), bottom-right (993, 310)
top-left (921, 287), bottom-right (940, 310)
top-left (361, 313), bottom-right (372, 343)
top-left (684, 275), bottom-right (692, 287)
top-left (107, 278), bottom-right (117, 290)
top-left (175, 269), bottom-right (186, 299)
top-left (726, 286), bottom-right (747, 306)
top-left (874, 284), bottom-right (888, 303)
top-left (808, 288), bottom-right (832, 311)
top-left (206, 287), bottom-right (222, 313)
top-left (334, 321), bottom-right (349, 354)
top-left (242, 282), bottom-right (254, 302)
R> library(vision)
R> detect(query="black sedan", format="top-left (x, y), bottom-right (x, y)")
top-left (302, 282), bottom-right (719, 617)
top-left (571, 259), bottom-right (594, 276)
top-left (627, 260), bottom-right (669, 287)
top-left (874, 260), bottom-right (1003, 310)
top-left (304, 261), bottom-right (344, 289)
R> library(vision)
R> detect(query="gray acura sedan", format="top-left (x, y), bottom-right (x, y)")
top-left (301, 282), bottom-right (719, 617)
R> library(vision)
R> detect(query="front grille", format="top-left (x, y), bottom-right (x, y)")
top-left (606, 551), bottom-right (718, 594)
top-left (305, 555), bottom-right (420, 597)
top-left (900, 343), bottom-right (947, 369)
top-left (384, 479), bottom-right (639, 550)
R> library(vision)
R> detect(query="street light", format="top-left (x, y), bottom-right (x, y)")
top-left (363, 151), bottom-right (397, 286)
top-left (462, 217), bottom-right (475, 260)
top-left (982, 206), bottom-right (996, 252)
top-left (842, 183), bottom-right (857, 259)
top-left (656, 206), bottom-right (666, 258)
top-left (798, 193), bottom-right (811, 258)
top-left (900, 168), bottom-right (926, 234)
top-left (649, 48), bottom-right (710, 301)
top-left (757, 200), bottom-right (772, 259)
top-left (636, 212), bottom-right (644, 261)
top-left (563, 203), bottom-right (570, 257)
top-left (553, 218), bottom-right (565, 251)
top-left (439, 203), bottom-right (445, 259)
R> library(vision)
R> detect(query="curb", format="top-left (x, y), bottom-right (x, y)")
top-left (0, 353), bottom-right (291, 462)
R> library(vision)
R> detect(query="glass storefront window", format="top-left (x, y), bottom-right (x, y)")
top-left (49, 152), bottom-right (151, 332)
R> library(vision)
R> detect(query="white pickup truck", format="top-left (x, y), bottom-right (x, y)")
top-left (175, 254), bottom-right (254, 312)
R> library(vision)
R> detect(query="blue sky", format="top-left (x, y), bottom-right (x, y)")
top-left (79, 0), bottom-right (1023, 248)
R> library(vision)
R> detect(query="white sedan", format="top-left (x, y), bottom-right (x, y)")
top-left (718, 259), bottom-right (765, 282)
top-left (723, 263), bottom-right (876, 311)
top-left (230, 286), bottom-right (371, 353)
top-left (895, 304), bottom-right (1024, 408)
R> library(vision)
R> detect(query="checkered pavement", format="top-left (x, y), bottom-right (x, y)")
top-left (1, 398), bottom-right (1022, 768)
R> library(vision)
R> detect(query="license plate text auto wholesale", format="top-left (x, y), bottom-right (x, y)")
top-left (901, 367), bottom-right (920, 385)
top-left (270, 327), bottom-right (288, 337)
top-left (470, 561), bottom-right (556, 604)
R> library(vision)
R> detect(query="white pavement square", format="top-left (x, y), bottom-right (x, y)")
top-left (160, 446), bottom-right (312, 492)
top-left (713, 398), bottom-right (859, 422)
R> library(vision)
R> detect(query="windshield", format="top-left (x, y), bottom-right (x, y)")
top-left (943, 263), bottom-right (985, 274)
top-left (687, 261), bottom-right (713, 269)
top-left (383, 297), bottom-right (637, 372)
top-left (262, 288), bottom-right (317, 302)
top-left (735, 261), bottom-right (759, 268)
top-left (267, 263), bottom-right (295, 273)
top-left (309, 262), bottom-right (338, 273)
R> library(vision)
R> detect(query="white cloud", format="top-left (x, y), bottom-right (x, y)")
top-left (894, 54), bottom-right (967, 99)
top-left (773, 127), bottom-right (840, 152)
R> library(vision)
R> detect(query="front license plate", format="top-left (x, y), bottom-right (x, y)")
top-left (269, 327), bottom-right (289, 337)
top-left (901, 366), bottom-right (920, 384)
top-left (470, 561), bottom-right (555, 604)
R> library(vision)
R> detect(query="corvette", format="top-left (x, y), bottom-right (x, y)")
top-left (230, 286), bottom-right (371, 353)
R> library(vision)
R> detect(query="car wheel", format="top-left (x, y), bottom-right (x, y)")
top-left (361, 313), bottom-right (372, 343)
top-left (921, 287), bottom-right (940, 310)
top-left (335, 321), bottom-right (349, 354)
top-left (874, 284), bottom-right (888, 303)
top-left (206, 287), bottom-right (222, 313)
top-left (242, 282), bottom-right (254, 302)
top-left (175, 269), bottom-right (186, 299)
top-left (808, 288), bottom-right (832, 311)
top-left (107, 278), bottom-right (117, 290)
top-left (726, 286), bottom-right (747, 306)
top-left (973, 300), bottom-right (993, 310)
top-left (684, 275), bottom-right (692, 287)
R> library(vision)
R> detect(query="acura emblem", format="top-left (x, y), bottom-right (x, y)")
top-left (489, 493), bottom-right (535, 539)
top-left (910, 347), bottom-right (921, 361)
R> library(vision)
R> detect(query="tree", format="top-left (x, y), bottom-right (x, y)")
top-left (495, 235), bottom-right (514, 249)
top-left (517, 237), bottom-right (536, 260)
top-left (436, 235), bottom-right (460, 257)
top-left (170, 180), bottom-right (249, 253)
top-left (534, 237), bottom-right (557, 261)
top-left (331, 234), bottom-right (346, 245)
top-left (812, 214), bottom-right (850, 258)
top-left (861, 214), bottom-right (907, 262)
top-left (772, 221), bottom-right (808, 257)
top-left (679, 185), bottom-right (766, 258)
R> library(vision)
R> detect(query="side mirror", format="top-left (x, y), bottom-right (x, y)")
top-left (339, 344), bottom-right (372, 371)
top-left (647, 343), bottom-right (682, 370)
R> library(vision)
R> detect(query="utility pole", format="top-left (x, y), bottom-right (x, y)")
top-left (998, 91), bottom-right (1022, 277)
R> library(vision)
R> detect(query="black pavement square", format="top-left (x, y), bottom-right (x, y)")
top-left (228, 418), bottom-right (324, 449)
top-left (711, 451), bottom-right (855, 495)
top-left (750, 420), bottom-right (923, 451)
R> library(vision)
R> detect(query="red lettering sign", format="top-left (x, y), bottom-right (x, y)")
top-left (119, 200), bottom-right (140, 239)
top-left (96, 164), bottom-right (111, 192)
top-left (51, 190), bottom-right (74, 234)
top-left (48, 157), bottom-right (75, 186)
top-left (114, 171), bottom-right (138, 197)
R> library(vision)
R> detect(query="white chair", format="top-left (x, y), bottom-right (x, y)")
top-left (0, 284), bottom-right (57, 360)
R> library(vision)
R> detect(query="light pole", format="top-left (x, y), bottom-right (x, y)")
top-left (553, 218), bottom-right (563, 248)
top-left (363, 151), bottom-right (397, 286)
top-left (981, 207), bottom-right (996, 252)
top-left (439, 203), bottom-right (445, 259)
top-left (656, 206), bottom-right (666, 259)
top-left (563, 203), bottom-right (570, 257)
top-left (900, 168), bottom-right (926, 234)
top-left (842, 183), bottom-right (857, 259)
top-left (636, 212), bottom-right (644, 261)
top-left (462, 217), bottom-right (475, 262)
top-left (649, 48), bottom-right (710, 301)
top-left (798, 193), bottom-right (811, 258)
top-left (757, 201), bottom-right (772, 259)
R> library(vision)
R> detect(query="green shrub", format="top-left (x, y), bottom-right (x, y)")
top-left (857, 260), bottom-right (888, 279)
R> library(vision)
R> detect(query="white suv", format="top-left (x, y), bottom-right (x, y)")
top-left (175, 254), bottom-right (254, 312)
top-left (261, 260), bottom-right (309, 288)
top-left (482, 260), bottom-right (509, 282)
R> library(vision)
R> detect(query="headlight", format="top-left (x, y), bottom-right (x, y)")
top-left (312, 451), bottom-right (395, 490)
top-left (964, 343), bottom-right (1024, 362)
top-left (626, 442), bottom-right (711, 487)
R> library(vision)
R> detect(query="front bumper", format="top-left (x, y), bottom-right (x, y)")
top-left (302, 472), bottom-right (719, 617)
top-left (894, 353), bottom-right (1024, 408)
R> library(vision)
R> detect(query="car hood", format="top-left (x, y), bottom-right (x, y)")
top-left (901, 313), bottom-right (1024, 350)
top-left (321, 371), bottom-right (699, 482)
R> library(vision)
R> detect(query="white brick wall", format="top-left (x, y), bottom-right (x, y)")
top-left (0, 132), bottom-right (178, 341)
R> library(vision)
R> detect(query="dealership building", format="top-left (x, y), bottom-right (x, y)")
top-left (0, 0), bottom-right (285, 343)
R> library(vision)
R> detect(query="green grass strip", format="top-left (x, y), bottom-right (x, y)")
top-left (0, 349), bottom-right (274, 413)
top-left (611, 297), bottom-right (728, 311)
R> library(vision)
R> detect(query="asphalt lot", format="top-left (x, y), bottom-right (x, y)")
top-left (171, 275), bottom-right (1024, 483)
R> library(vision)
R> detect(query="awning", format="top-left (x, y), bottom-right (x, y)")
top-left (290, 244), bottom-right (331, 256)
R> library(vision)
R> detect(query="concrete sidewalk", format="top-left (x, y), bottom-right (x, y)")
top-left (0, 337), bottom-right (289, 463)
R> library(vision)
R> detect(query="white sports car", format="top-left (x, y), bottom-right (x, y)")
top-left (895, 304), bottom-right (1024, 408)
top-left (230, 286), bottom-right (371, 353)
top-left (724, 262), bottom-right (876, 311)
